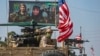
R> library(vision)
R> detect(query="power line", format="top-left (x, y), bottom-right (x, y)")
top-left (69, 5), bottom-right (100, 14)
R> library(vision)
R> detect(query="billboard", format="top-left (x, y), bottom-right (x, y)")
top-left (9, 0), bottom-right (58, 24)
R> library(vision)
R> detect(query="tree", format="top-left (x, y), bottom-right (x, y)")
top-left (8, 31), bottom-right (16, 36)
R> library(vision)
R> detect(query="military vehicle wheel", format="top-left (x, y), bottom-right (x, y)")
top-left (41, 50), bottom-right (65, 56)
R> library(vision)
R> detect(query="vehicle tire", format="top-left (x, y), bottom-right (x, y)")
top-left (41, 50), bottom-right (65, 56)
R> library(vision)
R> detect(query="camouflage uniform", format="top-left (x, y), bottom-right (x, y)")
top-left (9, 12), bottom-right (30, 22)
top-left (39, 27), bottom-right (53, 47)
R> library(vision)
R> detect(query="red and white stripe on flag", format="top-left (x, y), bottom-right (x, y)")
top-left (57, 0), bottom-right (73, 42)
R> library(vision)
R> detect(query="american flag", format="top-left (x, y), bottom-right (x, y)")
top-left (75, 35), bottom-right (81, 40)
top-left (91, 47), bottom-right (94, 52)
top-left (91, 47), bottom-right (95, 56)
top-left (57, 0), bottom-right (73, 42)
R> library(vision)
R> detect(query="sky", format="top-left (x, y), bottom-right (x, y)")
top-left (0, 0), bottom-right (100, 56)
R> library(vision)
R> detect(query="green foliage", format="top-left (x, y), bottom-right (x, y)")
top-left (8, 31), bottom-right (16, 36)
top-left (0, 41), bottom-right (7, 47)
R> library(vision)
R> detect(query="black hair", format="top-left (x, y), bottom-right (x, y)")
top-left (33, 6), bottom-right (40, 10)
top-left (32, 6), bottom-right (41, 17)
